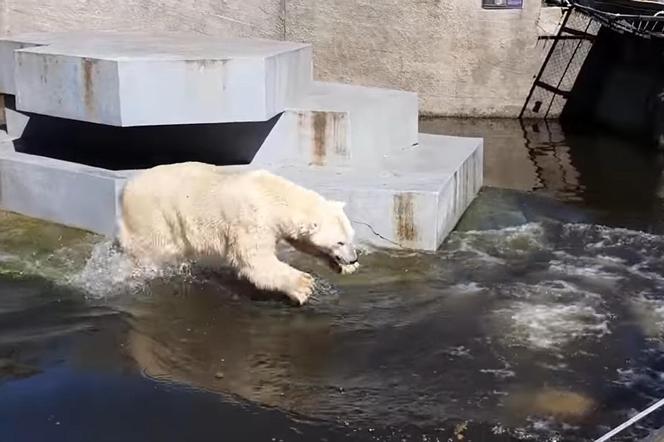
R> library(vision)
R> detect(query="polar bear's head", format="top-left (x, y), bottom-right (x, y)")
top-left (291, 200), bottom-right (358, 273)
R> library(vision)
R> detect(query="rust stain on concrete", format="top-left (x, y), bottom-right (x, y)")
top-left (331, 112), bottom-right (348, 157)
top-left (82, 58), bottom-right (95, 116)
top-left (184, 59), bottom-right (228, 70)
top-left (307, 111), bottom-right (349, 166)
top-left (393, 193), bottom-right (417, 242)
top-left (311, 111), bottom-right (327, 166)
top-left (39, 56), bottom-right (49, 84)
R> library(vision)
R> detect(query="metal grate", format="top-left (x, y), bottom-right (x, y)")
top-left (520, 0), bottom-right (664, 120)
top-left (520, 7), bottom-right (600, 119)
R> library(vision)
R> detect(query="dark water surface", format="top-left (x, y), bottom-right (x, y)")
top-left (3, 119), bottom-right (664, 441)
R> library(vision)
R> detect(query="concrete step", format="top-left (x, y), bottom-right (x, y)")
top-left (1, 32), bottom-right (421, 163)
top-left (0, 31), bottom-right (313, 126)
top-left (0, 148), bottom-right (122, 236)
top-left (253, 81), bottom-right (419, 167)
top-left (0, 31), bottom-right (91, 95)
top-left (0, 132), bottom-right (482, 251)
top-left (0, 31), bottom-right (481, 252)
top-left (4, 80), bottom-right (419, 167)
top-left (260, 134), bottom-right (482, 250)
top-left (207, 133), bottom-right (483, 250)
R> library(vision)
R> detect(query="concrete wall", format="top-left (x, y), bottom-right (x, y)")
top-left (0, 0), bottom-right (284, 39)
top-left (287, 0), bottom-right (563, 117)
top-left (0, 0), bottom-right (564, 117)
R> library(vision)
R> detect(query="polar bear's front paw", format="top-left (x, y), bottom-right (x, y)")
top-left (287, 273), bottom-right (315, 305)
top-left (340, 262), bottom-right (360, 275)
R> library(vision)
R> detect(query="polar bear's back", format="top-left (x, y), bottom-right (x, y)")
top-left (120, 163), bottom-right (254, 261)
top-left (117, 162), bottom-right (322, 264)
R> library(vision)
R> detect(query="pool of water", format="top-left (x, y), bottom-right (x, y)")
top-left (3, 119), bottom-right (664, 441)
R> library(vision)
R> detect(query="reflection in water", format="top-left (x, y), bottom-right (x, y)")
top-left (421, 118), bottom-right (664, 227)
top-left (520, 121), bottom-right (582, 200)
top-left (421, 117), bottom-right (581, 196)
top-left (3, 120), bottom-right (664, 441)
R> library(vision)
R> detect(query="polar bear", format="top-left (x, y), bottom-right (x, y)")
top-left (117, 162), bottom-right (359, 305)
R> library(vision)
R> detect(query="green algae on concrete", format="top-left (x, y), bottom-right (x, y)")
top-left (0, 210), bottom-right (98, 280)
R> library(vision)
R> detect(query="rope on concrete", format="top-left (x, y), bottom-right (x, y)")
top-left (594, 397), bottom-right (664, 442)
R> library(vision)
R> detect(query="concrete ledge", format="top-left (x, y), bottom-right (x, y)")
top-left (253, 81), bottom-right (419, 167)
top-left (0, 31), bottom-right (184, 95)
top-left (270, 134), bottom-right (483, 250)
top-left (0, 31), bottom-right (83, 95)
top-left (215, 134), bottom-right (483, 250)
top-left (1, 32), bottom-right (313, 126)
top-left (0, 32), bottom-right (481, 252)
top-left (0, 150), bottom-right (121, 235)
top-left (0, 133), bottom-right (482, 251)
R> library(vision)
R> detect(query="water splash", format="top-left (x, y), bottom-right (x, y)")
top-left (66, 240), bottom-right (197, 300)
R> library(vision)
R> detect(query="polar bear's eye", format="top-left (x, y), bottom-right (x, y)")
top-left (337, 241), bottom-right (345, 246)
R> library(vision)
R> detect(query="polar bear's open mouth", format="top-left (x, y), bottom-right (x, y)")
top-left (286, 239), bottom-right (359, 275)
top-left (326, 255), bottom-right (360, 275)
top-left (327, 256), bottom-right (345, 274)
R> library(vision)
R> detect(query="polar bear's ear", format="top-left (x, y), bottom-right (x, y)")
top-left (332, 200), bottom-right (346, 209)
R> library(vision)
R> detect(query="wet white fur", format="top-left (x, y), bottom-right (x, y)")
top-left (118, 162), bottom-right (358, 304)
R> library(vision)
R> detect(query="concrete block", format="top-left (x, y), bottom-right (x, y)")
top-left (0, 132), bottom-right (482, 251)
top-left (269, 165), bottom-right (449, 250)
top-left (5, 103), bottom-right (32, 139)
top-left (0, 150), bottom-right (121, 235)
top-left (276, 134), bottom-right (482, 250)
top-left (0, 31), bottom-right (482, 252)
top-left (0, 134), bottom-right (14, 149)
top-left (3, 32), bottom-right (313, 126)
top-left (0, 33), bottom-right (59, 95)
top-left (224, 133), bottom-right (483, 250)
top-left (253, 81), bottom-right (419, 167)
top-left (0, 31), bottom-right (116, 95)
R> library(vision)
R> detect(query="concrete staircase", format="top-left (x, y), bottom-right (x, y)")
top-left (0, 31), bottom-right (483, 251)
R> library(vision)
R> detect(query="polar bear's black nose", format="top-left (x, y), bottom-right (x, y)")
top-left (349, 259), bottom-right (358, 265)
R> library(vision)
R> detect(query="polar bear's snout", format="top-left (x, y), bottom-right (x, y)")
top-left (332, 242), bottom-right (358, 266)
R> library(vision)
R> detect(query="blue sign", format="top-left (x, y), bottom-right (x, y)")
top-left (482, 0), bottom-right (523, 9)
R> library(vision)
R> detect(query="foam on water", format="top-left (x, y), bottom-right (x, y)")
top-left (499, 302), bottom-right (610, 350)
top-left (449, 223), bottom-right (549, 258)
top-left (629, 291), bottom-right (664, 339)
top-left (439, 222), bottom-right (664, 355)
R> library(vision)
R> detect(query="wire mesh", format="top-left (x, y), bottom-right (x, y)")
top-left (520, 9), bottom-right (599, 119)
top-left (520, 1), bottom-right (664, 120)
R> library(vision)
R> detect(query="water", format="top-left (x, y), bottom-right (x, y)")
top-left (3, 119), bottom-right (664, 441)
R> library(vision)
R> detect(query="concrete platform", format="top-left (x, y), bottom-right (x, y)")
top-left (236, 134), bottom-right (482, 250)
top-left (4, 80), bottom-right (419, 167)
top-left (253, 81), bottom-right (419, 167)
top-left (0, 147), bottom-right (123, 236)
top-left (0, 32), bottom-right (313, 126)
top-left (0, 132), bottom-right (482, 251)
top-left (0, 31), bottom-right (484, 252)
